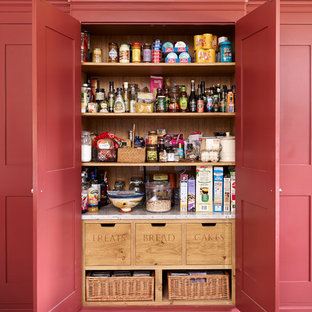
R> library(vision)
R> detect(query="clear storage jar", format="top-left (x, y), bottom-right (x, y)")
top-left (81, 131), bottom-right (92, 162)
top-left (145, 182), bottom-right (171, 212)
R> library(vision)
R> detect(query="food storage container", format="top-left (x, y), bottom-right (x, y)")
top-left (145, 182), bottom-right (171, 212)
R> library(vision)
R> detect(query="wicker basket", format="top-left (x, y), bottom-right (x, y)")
top-left (117, 147), bottom-right (146, 163)
top-left (86, 273), bottom-right (154, 302)
top-left (167, 272), bottom-right (230, 300)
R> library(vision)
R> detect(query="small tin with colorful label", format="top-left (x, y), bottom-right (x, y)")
top-left (207, 48), bottom-right (216, 63)
top-left (194, 35), bottom-right (204, 50)
top-left (92, 48), bottom-right (102, 63)
top-left (203, 33), bottom-right (213, 49)
top-left (156, 96), bottom-right (166, 112)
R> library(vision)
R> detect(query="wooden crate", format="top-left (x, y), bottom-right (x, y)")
top-left (85, 223), bottom-right (131, 266)
top-left (186, 223), bottom-right (232, 265)
top-left (86, 273), bottom-right (154, 302)
top-left (117, 147), bottom-right (146, 163)
top-left (167, 272), bottom-right (230, 300)
top-left (135, 223), bottom-right (182, 265)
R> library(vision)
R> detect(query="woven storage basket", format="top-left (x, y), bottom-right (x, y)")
top-left (167, 272), bottom-right (230, 300)
top-left (117, 148), bottom-right (146, 163)
top-left (86, 273), bottom-right (154, 302)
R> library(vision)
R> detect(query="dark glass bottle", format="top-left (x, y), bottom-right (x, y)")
top-left (188, 80), bottom-right (197, 112)
top-left (108, 81), bottom-right (115, 113)
top-left (206, 87), bottom-right (213, 112)
top-left (196, 84), bottom-right (204, 113)
top-left (201, 81), bottom-right (207, 108)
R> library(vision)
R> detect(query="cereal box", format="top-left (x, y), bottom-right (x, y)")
top-left (180, 174), bottom-right (188, 212)
top-left (223, 176), bottom-right (231, 213)
top-left (230, 170), bottom-right (235, 214)
top-left (213, 167), bottom-right (223, 212)
top-left (196, 166), bottom-right (213, 212)
top-left (187, 177), bottom-right (196, 212)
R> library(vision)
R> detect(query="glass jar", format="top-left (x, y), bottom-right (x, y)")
top-left (129, 177), bottom-right (144, 193)
top-left (108, 42), bottom-right (118, 63)
top-left (169, 87), bottom-right (180, 112)
top-left (142, 43), bottom-right (152, 62)
top-left (114, 180), bottom-right (125, 191)
top-left (92, 48), bottom-right (102, 63)
top-left (132, 42), bottom-right (141, 63)
top-left (146, 145), bottom-right (158, 162)
top-left (148, 131), bottom-right (158, 145)
top-left (119, 43), bottom-right (130, 63)
top-left (81, 131), bottom-right (92, 162)
top-left (145, 182), bottom-right (172, 212)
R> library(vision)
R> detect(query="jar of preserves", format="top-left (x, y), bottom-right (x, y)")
top-left (148, 131), bottom-right (158, 145)
top-left (146, 145), bottom-right (158, 162)
top-left (169, 87), bottom-right (179, 112)
top-left (132, 42), bottom-right (141, 63)
top-left (119, 43), bottom-right (130, 63)
top-left (92, 48), bottom-right (102, 63)
top-left (142, 43), bottom-right (152, 62)
top-left (108, 42), bottom-right (118, 63)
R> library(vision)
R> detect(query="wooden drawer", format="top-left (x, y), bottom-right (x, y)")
top-left (135, 223), bottom-right (182, 265)
top-left (85, 223), bottom-right (131, 266)
top-left (186, 223), bottom-right (232, 265)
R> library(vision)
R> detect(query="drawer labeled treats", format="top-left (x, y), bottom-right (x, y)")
top-left (186, 223), bottom-right (232, 265)
top-left (135, 223), bottom-right (182, 265)
top-left (85, 223), bottom-right (131, 266)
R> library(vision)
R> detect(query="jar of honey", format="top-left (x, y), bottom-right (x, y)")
top-left (132, 42), bottom-right (141, 63)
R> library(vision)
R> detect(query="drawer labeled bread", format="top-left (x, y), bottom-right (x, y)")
top-left (85, 223), bottom-right (131, 265)
top-left (186, 223), bottom-right (232, 265)
top-left (135, 223), bottom-right (182, 265)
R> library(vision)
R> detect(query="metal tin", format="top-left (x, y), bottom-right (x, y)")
top-left (207, 48), bottom-right (216, 63)
top-left (92, 48), bottom-right (102, 63)
top-left (156, 96), bottom-right (166, 112)
top-left (203, 33), bottom-right (213, 49)
top-left (194, 35), bottom-right (204, 51)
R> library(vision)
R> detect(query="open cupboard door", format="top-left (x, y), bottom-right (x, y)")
top-left (32, 0), bottom-right (81, 311)
top-left (235, 1), bottom-right (280, 312)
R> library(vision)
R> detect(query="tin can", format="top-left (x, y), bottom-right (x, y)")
top-left (92, 48), bottom-right (102, 63)
top-left (207, 48), bottom-right (216, 63)
top-left (194, 35), bottom-right (204, 50)
top-left (212, 35), bottom-right (218, 50)
top-left (156, 96), bottom-right (166, 112)
top-left (81, 32), bottom-right (89, 62)
top-left (203, 33), bottom-right (213, 49)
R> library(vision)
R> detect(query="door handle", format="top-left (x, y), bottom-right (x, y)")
top-left (31, 188), bottom-right (34, 194)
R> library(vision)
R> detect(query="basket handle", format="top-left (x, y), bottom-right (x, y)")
top-left (100, 223), bottom-right (116, 227)
top-left (151, 223), bottom-right (166, 227)
top-left (201, 223), bottom-right (216, 227)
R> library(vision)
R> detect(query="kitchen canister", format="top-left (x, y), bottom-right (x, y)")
top-left (220, 132), bottom-right (235, 162)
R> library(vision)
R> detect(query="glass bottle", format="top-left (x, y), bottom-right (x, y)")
top-left (123, 82), bottom-right (130, 112)
top-left (206, 87), bottom-right (213, 112)
top-left (158, 138), bottom-right (167, 162)
top-left (164, 88), bottom-right (170, 112)
top-left (179, 85), bottom-right (188, 112)
top-left (81, 171), bottom-right (89, 214)
top-left (201, 81), bottom-right (207, 108)
top-left (188, 80), bottom-right (197, 112)
top-left (213, 94), bottom-right (219, 112)
top-left (108, 81), bottom-right (115, 113)
top-left (99, 171), bottom-right (108, 208)
top-left (97, 88), bottom-right (109, 113)
top-left (81, 131), bottom-right (92, 162)
top-left (220, 85), bottom-right (228, 112)
top-left (114, 88), bottom-right (126, 113)
top-left (196, 84), bottom-right (204, 113)
top-left (88, 174), bottom-right (100, 212)
top-left (129, 86), bottom-right (136, 113)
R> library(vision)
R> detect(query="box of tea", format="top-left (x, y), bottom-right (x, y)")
top-left (196, 166), bottom-right (213, 212)
top-left (213, 167), bottom-right (223, 212)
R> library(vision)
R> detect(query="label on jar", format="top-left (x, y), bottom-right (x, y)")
top-left (119, 48), bottom-right (130, 63)
top-left (132, 49), bottom-right (141, 62)
top-left (99, 101), bottom-right (108, 113)
top-left (179, 97), bottom-right (188, 111)
top-left (147, 150), bottom-right (158, 162)
top-left (95, 92), bottom-right (104, 101)
top-left (167, 152), bottom-right (175, 162)
top-left (143, 49), bottom-right (152, 62)
top-left (109, 48), bottom-right (118, 61)
top-left (159, 150), bottom-right (167, 162)
top-left (148, 134), bottom-right (158, 145)
top-left (87, 102), bottom-right (98, 113)
top-left (97, 139), bottom-right (112, 150)
top-left (206, 97), bottom-right (213, 112)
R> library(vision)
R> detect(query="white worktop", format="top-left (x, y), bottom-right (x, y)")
top-left (82, 205), bottom-right (235, 220)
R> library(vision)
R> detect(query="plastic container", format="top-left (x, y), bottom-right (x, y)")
top-left (220, 41), bottom-right (232, 62)
top-left (145, 182), bottom-right (172, 212)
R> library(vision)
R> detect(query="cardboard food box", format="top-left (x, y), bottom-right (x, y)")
top-left (230, 170), bottom-right (236, 214)
top-left (196, 166), bottom-right (213, 212)
top-left (187, 178), bottom-right (196, 212)
top-left (213, 167), bottom-right (223, 212)
top-left (223, 176), bottom-right (231, 213)
top-left (180, 174), bottom-right (188, 212)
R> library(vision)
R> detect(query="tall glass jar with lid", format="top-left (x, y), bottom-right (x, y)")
top-left (81, 131), bottom-right (92, 162)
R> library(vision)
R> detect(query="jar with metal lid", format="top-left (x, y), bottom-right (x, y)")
top-left (92, 48), bottom-right (102, 63)
top-left (169, 87), bottom-right (180, 112)
top-left (119, 43), bottom-right (130, 63)
top-left (156, 95), bottom-right (166, 112)
top-left (148, 131), bottom-right (158, 145)
top-left (146, 145), bottom-right (158, 162)
top-left (81, 131), bottom-right (92, 162)
top-left (129, 177), bottom-right (145, 193)
top-left (108, 42), bottom-right (118, 63)
top-left (132, 42), bottom-right (141, 63)
top-left (142, 43), bottom-right (152, 62)
top-left (95, 88), bottom-right (104, 101)
top-left (114, 180), bottom-right (125, 191)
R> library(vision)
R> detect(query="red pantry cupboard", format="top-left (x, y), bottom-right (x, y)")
top-left (0, 0), bottom-right (311, 311)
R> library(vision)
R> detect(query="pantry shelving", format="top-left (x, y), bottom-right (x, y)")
top-left (81, 62), bottom-right (236, 76)
top-left (81, 161), bottom-right (235, 167)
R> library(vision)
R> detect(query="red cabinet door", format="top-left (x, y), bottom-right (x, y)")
top-left (236, 1), bottom-right (280, 311)
top-left (32, 0), bottom-right (81, 311)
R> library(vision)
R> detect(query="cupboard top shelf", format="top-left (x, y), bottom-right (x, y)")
top-left (81, 62), bottom-right (236, 76)
top-left (82, 112), bottom-right (235, 118)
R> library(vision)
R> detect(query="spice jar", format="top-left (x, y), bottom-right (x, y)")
top-left (146, 145), bottom-right (158, 162)
top-left (108, 42), bottom-right (118, 63)
top-left (81, 131), bottom-right (92, 162)
top-left (143, 43), bottom-right (152, 62)
top-left (148, 131), bottom-right (158, 145)
top-left (119, 43), bottom-right (130, 63)
top-left (132, 42), bottom-right (141, 63)
top-left (92, 48), bottom-right (102, 63)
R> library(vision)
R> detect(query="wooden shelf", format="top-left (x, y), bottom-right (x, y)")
top-left (81, 62), bottom-right (235, 76)
top-left (82, 112), bottom-right (235, 118)
top-left (81, 162), bottom-right (235, 167)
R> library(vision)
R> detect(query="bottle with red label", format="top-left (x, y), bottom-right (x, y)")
top-left (196, 84), bottom-right (204, 113)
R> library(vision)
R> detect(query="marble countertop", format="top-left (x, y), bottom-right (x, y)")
top-left (82, 205), bottom-right (235, 220)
